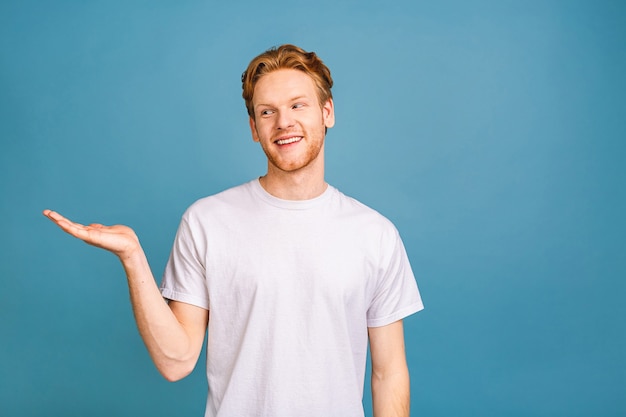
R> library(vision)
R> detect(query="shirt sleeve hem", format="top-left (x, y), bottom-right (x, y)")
top-left (367, 301), bottom-right (424, 328)
top-left (160, 287), bottom-right (210, 310)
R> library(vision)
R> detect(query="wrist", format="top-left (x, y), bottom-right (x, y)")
top-left (118, 241), bottom-right (147, 270)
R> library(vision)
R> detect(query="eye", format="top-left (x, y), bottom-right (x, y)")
top-left (259, 109), bottom-right (275, 117)
top-left (292, 103), bottom-right (305, 110)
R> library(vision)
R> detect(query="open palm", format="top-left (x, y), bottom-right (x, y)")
top-left (43, 209), bottom-right (140, 259)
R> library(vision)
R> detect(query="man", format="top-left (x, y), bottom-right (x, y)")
top-left (44, 44), bottom-right (423, 417)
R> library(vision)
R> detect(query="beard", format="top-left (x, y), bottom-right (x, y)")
top-left (258, 130), bottom-right (325, 174)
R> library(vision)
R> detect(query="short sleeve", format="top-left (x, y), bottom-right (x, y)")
top-left (366, 228), bottom-right (423, 327)
top-left (160, 213), bottom-right (210, 310)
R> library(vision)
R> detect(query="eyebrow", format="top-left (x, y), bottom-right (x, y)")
top-left (254, 95), bottom-right (310, 110)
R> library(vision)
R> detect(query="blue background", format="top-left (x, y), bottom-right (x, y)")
top-left (1, 1), bottom-right (624, 416)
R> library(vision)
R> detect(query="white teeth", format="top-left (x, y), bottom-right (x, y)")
top-left (276, 136), bottom-right (302, 145)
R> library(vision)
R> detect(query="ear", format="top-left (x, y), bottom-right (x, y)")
top-left (249, 116), bottom-right (260, 142)
top-left (323, 98), bottom-right (335, 129)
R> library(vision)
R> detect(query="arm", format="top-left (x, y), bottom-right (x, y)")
top-left (43, 209), bottom-right (208, 381)
top-left (368, 320), bottom-right (411, 417)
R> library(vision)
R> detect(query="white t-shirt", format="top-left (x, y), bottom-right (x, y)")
top-left (160, 179), bottom-right (423, 417)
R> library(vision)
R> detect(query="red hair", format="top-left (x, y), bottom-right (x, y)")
top-left (241, 44), bottom-right (333, 118)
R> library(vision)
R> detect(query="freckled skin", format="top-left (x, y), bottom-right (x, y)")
top-left (249, 69), bottom-right (335, 176)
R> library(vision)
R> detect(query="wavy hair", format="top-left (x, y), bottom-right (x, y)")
top-left (242, 44), bottom-right (333, 118)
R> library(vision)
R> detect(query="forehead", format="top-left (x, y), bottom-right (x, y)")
top-left (253, 69), bottom-right (318, 105)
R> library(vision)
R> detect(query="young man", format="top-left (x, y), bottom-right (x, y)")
top-left (44, 44), bottom-right (423, 417)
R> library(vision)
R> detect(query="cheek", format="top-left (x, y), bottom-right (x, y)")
top-left (256, 123), bottom-right (271, 139)
top-left (251, 119), bottom-right (265, 135)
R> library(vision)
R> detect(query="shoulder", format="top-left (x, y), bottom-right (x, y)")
top-left (329, 187), bottom-right (400, 238)
top-left (183, 180), bottom-right (256, 218)
top-left (332, 187), bottom-right (395, 224)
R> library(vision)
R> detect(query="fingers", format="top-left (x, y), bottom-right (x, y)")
top-left (43, 209), bottom-right (76, 228)
top-left (43, 210), bottom-right (142, 258)
top-left (43, 209), bottom-right (70, 223)
top-left (43, 209), bottom-right (90, 238)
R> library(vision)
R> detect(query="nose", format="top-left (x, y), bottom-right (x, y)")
top-left (276, 110), bottom-right (295, 130)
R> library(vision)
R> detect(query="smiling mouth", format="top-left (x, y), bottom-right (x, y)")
top-left (275, 136), bottom-right (303, 145)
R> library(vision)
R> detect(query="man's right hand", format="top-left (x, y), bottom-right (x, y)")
top-left (42, 209), bottom-right (140, 261)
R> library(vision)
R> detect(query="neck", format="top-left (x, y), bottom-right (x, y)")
top-left (259, 158), bottom-right (326, 201)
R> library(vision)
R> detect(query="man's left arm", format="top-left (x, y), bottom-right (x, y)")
top-left (369, 320), bottom-right (410, 417)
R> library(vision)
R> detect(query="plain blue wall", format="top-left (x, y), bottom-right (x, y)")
top-left (1, 1), bottom-right (624, 416)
